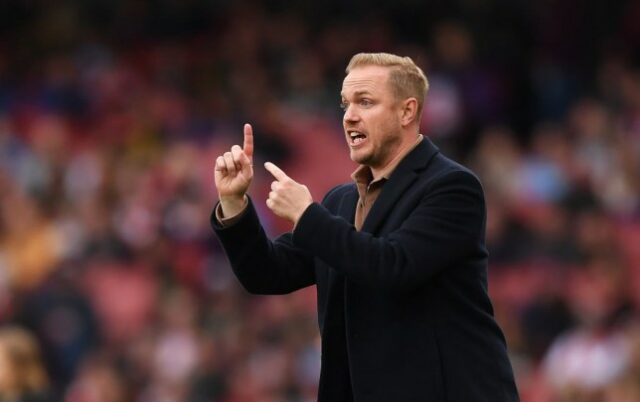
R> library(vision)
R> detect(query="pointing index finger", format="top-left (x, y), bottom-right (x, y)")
top-left (264, 162), bottom-right (288, 181)
top-left (243, 123), bottom-right (254, 162)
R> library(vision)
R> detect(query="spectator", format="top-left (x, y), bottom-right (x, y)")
top-left (0, 326), bottom-right (52, 402)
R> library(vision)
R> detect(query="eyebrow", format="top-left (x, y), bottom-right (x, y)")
top-left (340, 90), bottom-right (373, 98)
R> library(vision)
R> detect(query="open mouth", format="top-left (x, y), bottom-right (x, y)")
top-left (348, 131), bottom-right (367, 146)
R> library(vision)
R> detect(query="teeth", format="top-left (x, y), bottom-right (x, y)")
top-left (349, 131), bottom-right (364, 138)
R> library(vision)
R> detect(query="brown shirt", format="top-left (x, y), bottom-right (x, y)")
top-left (352, 134), bottom-right (423, 230)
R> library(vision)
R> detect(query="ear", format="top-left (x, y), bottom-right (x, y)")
top-left (399, 98), bottom-right (419, 127)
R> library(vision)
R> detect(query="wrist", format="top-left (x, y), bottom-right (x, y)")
top-left (219, 195), bottom-right (248, 218)
top-left (293, 201), bottom-right (313, 227)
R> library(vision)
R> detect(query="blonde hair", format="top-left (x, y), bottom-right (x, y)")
top-left (0, 326), bottom-right (49, 395)
top-left (346, 52), bottom-right (429, 115)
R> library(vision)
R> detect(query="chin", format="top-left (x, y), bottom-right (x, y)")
top-left (350, 151), bottom-right (371, 165)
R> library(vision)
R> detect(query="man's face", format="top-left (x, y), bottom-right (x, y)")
top-left (341, 66), bottom-right (404, 169)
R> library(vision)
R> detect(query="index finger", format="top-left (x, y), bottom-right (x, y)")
top-left (264, 162), bottom-right (288, 181)
top-left (243, 123), bottom-right (254, 162)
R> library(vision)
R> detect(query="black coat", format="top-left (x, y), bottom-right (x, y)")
top-left (211, 138), bottom-right (519, 402)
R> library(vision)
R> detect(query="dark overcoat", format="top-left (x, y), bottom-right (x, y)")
top-left (211, 138), bottom-right (520, 402)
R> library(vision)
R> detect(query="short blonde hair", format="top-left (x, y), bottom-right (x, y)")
top-left (346, 52), bottom-right (429, 115)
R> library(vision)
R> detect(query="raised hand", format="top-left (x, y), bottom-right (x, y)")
top-left (215, 123), bottom-right (254, 217)
top-left (264, 162), bottom-right (313, 225)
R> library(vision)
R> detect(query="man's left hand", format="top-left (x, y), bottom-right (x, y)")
top-left (264, 162), bottom-right (313, 225)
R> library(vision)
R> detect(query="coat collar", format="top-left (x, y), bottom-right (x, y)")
top-left (359, 137), bottom-right (440, 234)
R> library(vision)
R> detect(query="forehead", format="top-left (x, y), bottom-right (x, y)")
top-left (341, 65), bottom-right (392, 97)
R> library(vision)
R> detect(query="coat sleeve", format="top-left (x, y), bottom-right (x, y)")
top-left (210, 197), bottom-right (316, 295)
top-left (292, 170), bottom-right (487, 292)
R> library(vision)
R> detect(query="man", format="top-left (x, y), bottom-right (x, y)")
top-left (211, 53), bottom-right (519, 402)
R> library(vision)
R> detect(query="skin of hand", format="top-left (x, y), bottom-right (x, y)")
top-left (264, 162), bottom-right (313, 225)
top-left (215, 123), bottom-right (254, 218)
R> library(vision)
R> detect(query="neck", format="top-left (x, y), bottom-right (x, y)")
top-left (370, 132), bottom-right (421, 179)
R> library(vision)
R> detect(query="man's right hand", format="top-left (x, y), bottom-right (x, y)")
top-left (215, 123), bottom-right (254, 218)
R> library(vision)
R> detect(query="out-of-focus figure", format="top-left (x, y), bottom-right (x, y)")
top-left (0, 326), bottom-right (52, 402)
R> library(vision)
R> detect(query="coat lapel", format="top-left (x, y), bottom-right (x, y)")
top-left (327, 185), bottom-right (357, 282)
top-left (361, 138), bottom-right (440, 234)
top-left (337, 185), bottom-right (359, 223)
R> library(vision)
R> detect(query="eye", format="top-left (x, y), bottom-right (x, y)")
top-left (359, 99), bottom-right (372, 107)
top-left (340, 101), bottom-right (349, 111)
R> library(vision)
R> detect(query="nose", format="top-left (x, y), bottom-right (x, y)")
top-left (343, 104), bottom-right (360, 124)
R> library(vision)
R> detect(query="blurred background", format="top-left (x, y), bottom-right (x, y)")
top-left (0, 1), bottom-right (639, 401)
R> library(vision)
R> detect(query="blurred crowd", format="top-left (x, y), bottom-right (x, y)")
top-left (0, 1), bottom-right (639, 401)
